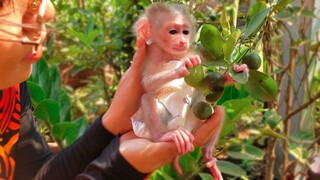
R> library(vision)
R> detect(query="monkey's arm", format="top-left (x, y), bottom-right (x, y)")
top-left (143, 55), bottom-right (201, 92)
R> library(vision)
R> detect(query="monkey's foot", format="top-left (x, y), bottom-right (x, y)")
top-left (159, 128), bottom-right (194, 154)
top-left (205, 158), bottom-right (223, 180)
top-left (224, 64), bottom-right (249, 84)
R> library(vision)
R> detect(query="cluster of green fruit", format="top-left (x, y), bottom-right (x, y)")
top-left (184, 24), bottom-right (276, 120)
top-left (186, 52), bottom-right (261, 120)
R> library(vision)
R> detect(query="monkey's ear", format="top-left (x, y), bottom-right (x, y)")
top-left (135, 18), bottom-right (151, 41)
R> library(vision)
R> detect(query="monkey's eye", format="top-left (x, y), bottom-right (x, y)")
top-left (169, 30), bottom-right (178, 34)
top-left (183, 30), bottom-right (189, 35)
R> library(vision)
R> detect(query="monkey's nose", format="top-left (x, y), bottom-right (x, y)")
top-left (179, 41), bottom-right (186, 47)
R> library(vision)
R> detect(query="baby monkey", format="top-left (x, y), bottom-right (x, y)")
top-left (131, 3), bottom-right (224, 179)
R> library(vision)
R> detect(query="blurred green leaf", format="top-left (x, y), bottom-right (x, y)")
top-left (26, 81), bottom-right (45, 106)
top-left (48, 65), bottom-right (62, 100)
top-left (217, 160), bottom-right (247, 178)
top-left (290, 131), bottom-right (314, 144)
top-left (198, 173), bottom-right (214, 180)
top-left (227, 144), bottom-right (264, 160)
top-left (52, 116), bottom-right (88, 146)
top-left (289, 143), bottom-right (307, 164)
top-left (221, 98), bottom-right (255, 137)
top-left (59, 89), bottom-right (72, 122)
top-left (242, 8), bottom-right (270, 39)
top-left (34, 99), bottom-right (60, 125)
top-left (272, 0), bottom-right (294, 12)
top-left (223, 29), bottom-right (241, 61)
top-left (220, 5), bottom-right (230, 30)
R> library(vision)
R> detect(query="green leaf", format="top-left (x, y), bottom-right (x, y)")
top-left (217, 160), bottom-right (247, 178)
top-left (289, 143), bottom-right (307, 163)
top-left (198, 173), bottom-right (214, 180)
top-left (221, 98), bottom-right (255, 137)
top-left (85, 16), bottom-right (95, 36)
top-left (184, 65), bottom-right (206, 90)
top-left (86, 29), bottom-right (99, 46)
top-left (31, 57), bottom-right (49, 89)
top-left (179, 153), bottom-right (200, 173)
top-left (245, 70), bottom-right (278, 102)
top-left (59, 89), bottom-right (72, 122)
top-left (220, 5), bottom-right (230, 30)
top-left (273, 0), bottom-right (294, 11)
top-left (52, 116), bottom-right (88, 146)
top-left (247, 1), bottom-right (267, 23)
top-left (227, 144), bottom-right (264, 160)
top-left (223, 29), bottom-right (241, 61)
top-left (200, 24), bottom-right (225, 58)
top-left (242, 8), bottom-right (270, 39)
top-left (34, 99), bottom-right (60, 125)
top-left (69, 29), bottom-right (89, 47)
top-left (48, 65), bottom-right (62, 100)
top-left (232, 45), bottom-right (250, 64)
top-left (228, 67), bottom-right (249, 84)
top-left (149, 164), bottom-right (176, 180)
top-left (263, 109), bottom-right (282, 129)
top-left (218, 84), bottom-right (249, 104)
top-left (189, 147), bottom-right (202, 162)
top-left (26, 81), bottom-right (45, 106)
top-left (290, 131), bottom-right (314, 144)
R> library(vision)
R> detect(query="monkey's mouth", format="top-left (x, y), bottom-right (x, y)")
top-left (173, 47), bottom-right (187, 52)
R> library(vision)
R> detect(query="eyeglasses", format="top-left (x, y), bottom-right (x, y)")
top-left (0, 0), bottom-right (47, 53)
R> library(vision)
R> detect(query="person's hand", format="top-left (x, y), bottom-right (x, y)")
top-left (102, 38), bottom-right (147, 135)
top-left (119, 106), bottom-right (224, 173)
top-left (193, 106), bottom-right (224, 147)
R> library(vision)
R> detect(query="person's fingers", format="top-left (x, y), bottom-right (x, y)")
top-left (131, 38), bottom-right (147, 69)
top-left (193, 106), bottom-right (224, 147)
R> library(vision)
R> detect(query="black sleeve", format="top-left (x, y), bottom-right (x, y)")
top-left (12, 82), bottom-right (53, 180)
top-left (15, 82), bottom-right (147, 180)
top-left (75, 136), bottom-right (149, 180)
top-left (34, 117), bottom-right (116, 180)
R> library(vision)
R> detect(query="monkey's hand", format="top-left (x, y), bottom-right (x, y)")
top-left (224, 64), bottom-right (249, 85)
top-left (175, 55), bottom-right (201, 78)
top-left (159, 128), bottom-right (194, 155)
top-left (202, 147), bottom-right (224, 180)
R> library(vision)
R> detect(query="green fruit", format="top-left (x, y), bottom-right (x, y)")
top-left (205, 90), bottom-right (224, 103)
top-left (242, 53), bottom-right (261, 70)
top-left (193, 101), bottom-right (213, 120)
top-left (204, 71), bottom-right (225, 92)
top-left (184, 65), bottom-right (206, 90)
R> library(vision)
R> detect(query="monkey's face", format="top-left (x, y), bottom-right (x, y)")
top-left (152, 14), bottom-right (192, 58)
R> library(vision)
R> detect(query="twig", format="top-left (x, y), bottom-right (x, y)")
top-left (284, 92), bottom-right (320, 122)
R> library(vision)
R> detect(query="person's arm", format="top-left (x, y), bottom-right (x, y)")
top-left (101, 38), bottom-right (147, 135)
top-left (120, 106), bottom-right (224, 173)
top-left (34, 116), bottom-right (116, 180)
top-left (34, 38), bottom-right (148, 180)
top-left (73, 106), bottom-right (224, 180)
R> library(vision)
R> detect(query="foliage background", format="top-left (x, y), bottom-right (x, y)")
top-left (27, 0), bottom-right (319, 179)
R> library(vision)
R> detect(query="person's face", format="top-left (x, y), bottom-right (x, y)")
top-left (0, 0), bottom-right (55, 89)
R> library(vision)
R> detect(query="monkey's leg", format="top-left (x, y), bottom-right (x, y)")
top-left (225, 64), bottom-right (249, 84)
top-left (201, 114), bottom-right (224, 180)
top-left (159, 127), bottom-right (194, 155)
top-left (140, 93), bottom-right (166, 140)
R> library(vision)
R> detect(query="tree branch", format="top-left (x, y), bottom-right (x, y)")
top-left (284, 92), bottom-right (320, 122)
